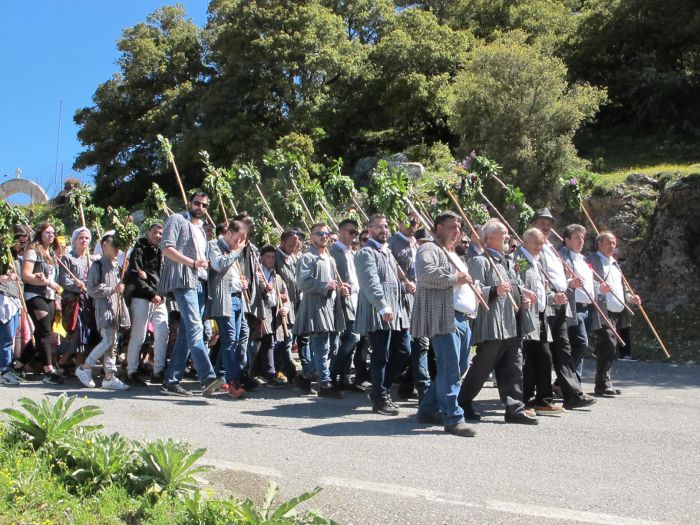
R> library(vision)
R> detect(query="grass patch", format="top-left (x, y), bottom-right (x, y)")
top-left (626, 304), bottom-right (700, 364)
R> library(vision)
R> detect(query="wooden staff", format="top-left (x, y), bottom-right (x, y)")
top-left (6, 247), bottom-right (31, 344)
top-left (318, 199), bottom-right (339, 231)
top-left (254, 183), bottom-right (283, 234)
top-left (291, 178), bottom-right (315, 224)
top-left (479, 191), bottom-right (625, 345)
top-left (414, 197), bottom-right (435, 229)
top-left (162, 144), bottom-right (188, 206)
top-left (351, 194), bottom-right (370, 222)
top-left (227, 197), bottom-right (239, 217)
top-left (78, 203), bottom-right (86, 229)
top-left (578, 200), bottom-right (670, 357)
top-left (273, 271), bottom-right (289, 338)
top-left (447, 189), bottom-right (518, 311)
top-left (403, 196), bottom-right (488, 310)
top-left (218, 195), bottom-right (229, 225)
top-left (204, 210), bottom-right (216, 227)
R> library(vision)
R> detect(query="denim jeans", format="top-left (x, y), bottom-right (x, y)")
top-left (0, 310), bottom-right (19, 371)
top-left (309, 332), bottom-right (332, 387)
top-left (164, 283), bottom-right (216, 385)
top-left (214, 295), bottom-right (244, 383)
top-left (330, 320), bottom-right (360, 383)
top-left (298, 335), bottom-right (314, 379)
top-left (368, 328), bottom-right (411, 402)
top-left (569, 306), bottom-right (590, 380)
top-left (418, 312), bottom-right (471, 426)
top-left (274, 331), bottom-right (297, 379)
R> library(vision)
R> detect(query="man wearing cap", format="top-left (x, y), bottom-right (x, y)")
top-left (531, 208), bottom-right (596, 410)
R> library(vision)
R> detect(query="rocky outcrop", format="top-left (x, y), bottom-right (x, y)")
top-left (352, 154), bottom-right (425, 186)
top-left (580, 172), bottom-right (700, 311)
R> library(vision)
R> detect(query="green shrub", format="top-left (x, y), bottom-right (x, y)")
top-left (1, 394), bottom-right (102, 450)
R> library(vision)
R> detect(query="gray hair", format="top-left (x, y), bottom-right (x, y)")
top-left (480, 218), bottom-right (507, 243)
top-left (522, 228), bottom-right (544, 244)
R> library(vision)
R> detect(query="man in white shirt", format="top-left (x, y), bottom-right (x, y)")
top-left (587, 232), bottom-right (641, 397)
top-left (531, 209), bottom-right (596, 410)
top-left (560, 224), bottom-right (600, 382)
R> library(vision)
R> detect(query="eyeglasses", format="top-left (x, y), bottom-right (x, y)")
top-left (192, 200), bottom-right (209, 208)
top-left (313, 231), bottom-right (331, 238)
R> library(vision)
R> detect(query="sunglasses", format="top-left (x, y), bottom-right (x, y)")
top-left (313, 231), bottom-right (331, 238)
top-left (192, 200), bottom-right (209, 208)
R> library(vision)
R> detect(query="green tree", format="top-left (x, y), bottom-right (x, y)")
top-left (74, 5), bottom-right (208, 207)
top-left (567, 0), bottom-right (700, 128)
top-left (444, 31), bottom-right (606, 204)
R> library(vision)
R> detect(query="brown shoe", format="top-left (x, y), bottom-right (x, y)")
top-left (535, 404), bottom-right (566, 416)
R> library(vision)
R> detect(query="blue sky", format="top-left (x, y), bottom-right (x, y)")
top-left (0, 1), bottom-right (208, 203)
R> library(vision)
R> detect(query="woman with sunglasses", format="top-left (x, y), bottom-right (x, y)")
top-left (15, 222), bottom-right (63, 384)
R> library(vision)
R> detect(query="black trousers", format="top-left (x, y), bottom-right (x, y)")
top-left (20, 296), bottom-right (55, 368)
top-left (523, 317), bottom-right (554, 406)
top-left (458, 337), bottom-right (526, 416)
top-left (593, 312), bottom-right (622, 391)
top-left (547, 307), bottom-right (584, 402)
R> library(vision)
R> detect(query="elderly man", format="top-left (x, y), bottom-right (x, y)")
top-left (293, 222), bottom-right (346, 398)
top-left (413, 211), bottom-right (477, 437)
top-left (531, 208), bottom-right (596, 410)
top-left (355, 214), bottom-right (412, 416)
top-left (587, 231), bottom-right (641, 397)
top-left (457, 219), bottom-right (539, 425)
top-left (515, 228), bottom-right (566, 415)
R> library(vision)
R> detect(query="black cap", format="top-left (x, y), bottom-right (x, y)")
top-left (532, 208), bottom-right (554, 221)
top-left (415, 228), bottom-right (433, 242)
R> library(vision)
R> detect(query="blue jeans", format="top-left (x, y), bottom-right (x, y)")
top-left (569, 306), bottom-right (590, 380)
top-left (274, 331), bottom-right (297, 379)
top-left (410, 336), bottom-right (431, 399)
top-left (310, 332), bottom-right (332, 387)
top-left (368, 329), bottom-right (411, 402)
top-left (298, 335), bottom-right (314, 379)
top-left (164, 284), bottom-right (216, 385)
top-left (215, 295), bottom-right (244, 383)
top-left (330, 320), bottom-right (360, 383)
top-left (0, 310), bottom-right (19, 371)
top-left (418, 312), bottom-right (471, 426)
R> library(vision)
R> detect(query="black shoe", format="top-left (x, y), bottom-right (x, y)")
top-left (563, 393), bottom-right (597, 409)
top-left (594, 387), bottom-right (619, 397)
top-left (242, 377), bottom-right (260, 391)
top-left (416, 410), bottom-right (443, 425)
top-left (294, 375), bottom-right (316, 395)
top-left (354, 379), bottom-right (372, 389)
top-left (12, 366), bottom-right (27, 380)
top-left (386, 396), bottom-right (400, 409)
top-left (203, 377), bottom-right (225, 397)
top-left (505, 411), bottom-right (539, 425)
top-left (183, 367), bottom-right (198, 380)
top-left (42, 371), bottom-right (64, 385)
top-left (462, 405), bottom-right (482, 421)
top-left (372, 398), bottom-right (400, 416)
top-left (338, 381), bottom-right (366, 393)
top-left (161, 383), bottom-right (193, 397)
top-left (150, 372), bottom-right (164, 384)
top-left (125, 374), bottom-right (148, 387)
top-left (318, 385), bottom-right (344, 399)
top-left (444, 422), bottom-right (477, 437)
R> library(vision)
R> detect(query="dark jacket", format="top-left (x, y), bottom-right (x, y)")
top-left (124, 237), bottom-right (162, 302)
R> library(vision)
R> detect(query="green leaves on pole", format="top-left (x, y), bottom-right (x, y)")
top-left (143, 182), bottom-right (169, 219)
top-left (105, 207), bottom-right (139, 251)
top-left (364, 160), bottom-right (411, 229)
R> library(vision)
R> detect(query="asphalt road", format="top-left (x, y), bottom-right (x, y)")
top-left (1, 358), bottom-right (698, 524)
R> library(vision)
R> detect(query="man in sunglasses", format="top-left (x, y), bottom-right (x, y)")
top-left (158, 192), bottom-right (224, 397)
top-left (293, 223), bottom-right (346, 398)
top-left (329, 218), bottom-right (364, 392)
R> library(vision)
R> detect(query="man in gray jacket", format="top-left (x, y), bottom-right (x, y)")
top-left (355, 214), bottom-right (411, 416)
top-left (515, 228), bottom-right (566, 415)
top-left (413, 211), bottom-right (477, 437)
top-left (329, 218), bottom-right (364, 392)
top-left (457, 219), bottom-right (539, 424)
top-left (293, 222), bottom-right (346, 398)
top-left (159, 192), bottom-right (224, 397)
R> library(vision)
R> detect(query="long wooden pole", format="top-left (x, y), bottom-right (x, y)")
top-left (447, 190), bottom-right (518, 310)
top-left (218, 195), bottom-right (229, 225)
top-left (578, 200), bottom-right (670, 357)
top-left (351, 194), bottom-right (370, 223)
top-left (254, 183), bottom-right (283, 233)
top-left (273, 271), bottom-right (289, 338)
top-left (291, 178), bottom-right (315, 224)
top-left (7, 248), bottom-right (31, 344)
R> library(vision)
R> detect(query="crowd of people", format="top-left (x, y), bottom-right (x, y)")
top-left (0, 192), bottom-right (641, 437)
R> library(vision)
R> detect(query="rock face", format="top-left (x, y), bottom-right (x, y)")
top-left (578, 172), bottom-right (700, 311)
top-left (352, 154), bottom-right (425, 186)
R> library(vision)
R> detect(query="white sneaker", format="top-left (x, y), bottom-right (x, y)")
top-left (0, 370), bottom-right (20, 385)
top-left (75, 366), bottom-right (96, 388)
top-left (102, 377), bottom-right (129, 390)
